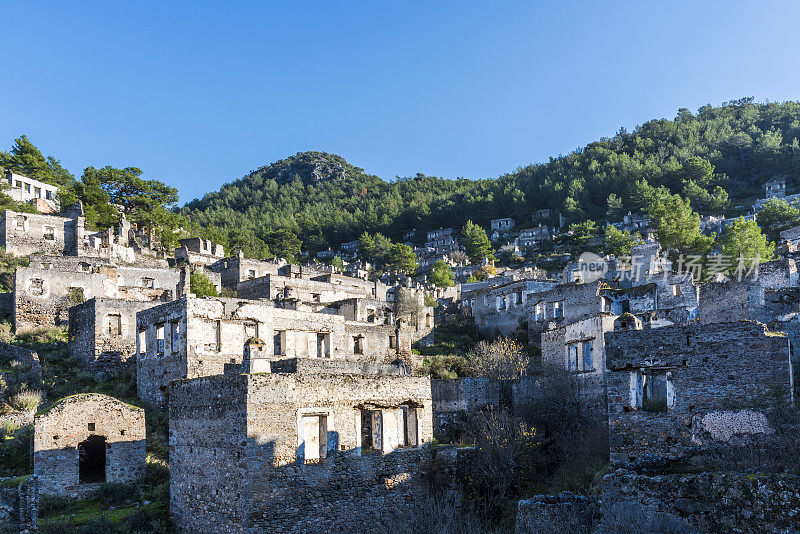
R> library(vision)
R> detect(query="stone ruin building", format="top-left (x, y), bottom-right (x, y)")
top-left (605, 321), bottom-right (794, 465)
top-left (136, 292), bottom-right (433, 409)
top-left (169, 365), bottom-right (436, 533)
top-left (3, 171), bottom-right (60, 213)
top-left (33, 393), bottom-right (146, 496)
top-left (68, 297), bottom-right (160, 372)
top-left (15, 254), bottom-right (179, 331)
top-left (0, 206), bottom-right (143, 263)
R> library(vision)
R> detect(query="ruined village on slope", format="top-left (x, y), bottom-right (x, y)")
top-left (0, 168), bottom-right (798, 533)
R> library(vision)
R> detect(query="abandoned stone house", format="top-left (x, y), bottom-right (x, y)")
top-left (0, 208), bottom-right (138, 262)
top-left (13, 255), bottom-right (180, 331)
top-left (490, 217), bottom-right (515, 233)
top-left (2, 171), bottom-right (59, 212)
top-left (68, 298), bottom-right (160, 372)
top-left (33, 393), bottom-right (146, 496)
top-left (463, 279), bottom-right (558, 338)
top-left (136, 295), bottom-right (433, 408)
top-left (208, 253), bottom-right (286, 289)
top-left (174, 237), bottom-right (225, 267)
top-left (169, 370), bottom-right (434, 533)
top-left (0, 209), bottom-right (81, 257)
top-left (425, 227), bottom-right (458, 253)
top-left (236, 271), bottom-right (391, 305)
top-left (605, 321), bottom-right (794, 465)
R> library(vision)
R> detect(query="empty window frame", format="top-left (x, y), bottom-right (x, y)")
top-left (243, 321), bottom-right (258, 339)
top-left (274, 330), bottom-right (285, 356)
top-left (170, 321), bottom-right (180, 353)
top-left (634, 371), bottom-right (672, 412)
top-left (138, 328), bottom-right (146, 354)
top-left (582, 339), bottom-right (593, 370)
top-left (107, 314), bottom-right (122, 336)
top-left (568, 344), bottom-right (579, 371)
top-left (156, 324), bottom-right (165, 355)
top-left (672, 283), bottom-right (682, 296)
top-left (29, 278), bottom-right (44, 296)
top-left (353, 335), bottom-right (364, 355)
top-left (141, 277), bottom-right (155, 289)
top-left (43, 226), bottom-right (55, 240)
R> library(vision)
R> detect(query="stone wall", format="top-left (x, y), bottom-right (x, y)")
top-left (169, 372), bottom-right (436, 533)
top-left (14, 256), bottom-right (178, 331)
top-left (0, 210), bottom-right (76, 257)
top-left (516, 471), bottom-right (800, 534)
top-left (69, 298), bottom-right (156, 373)
top-left (605, 321), bottom-right (793, 464)
top-left (431, 378), bottom-right (500, 436)
top-left (598, 469), bottom-right (800, 533)
top-left (33, 393), bottom-right (146, 496)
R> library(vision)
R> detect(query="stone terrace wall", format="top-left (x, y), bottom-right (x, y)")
top-left (605, 321), bottom-right (793, 464)
top-left (516, 471), bottom-right (800, 534)
top-left (516, 493), bottom-right (600, 534)
top-left (33, 393), bottom-right (146, 496)
top-left (598, 469), bottom-right (800, 534)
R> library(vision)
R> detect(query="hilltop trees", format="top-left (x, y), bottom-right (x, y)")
top-left (0, 135), bottom-right (74, 188)
top-left (386, 243), bottom-right (418, 274)
top-left (604, 226), bottom-right (641, 257)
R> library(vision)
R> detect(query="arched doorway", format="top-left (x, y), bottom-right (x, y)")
top-left (78, 435), bottom-right (106, 483)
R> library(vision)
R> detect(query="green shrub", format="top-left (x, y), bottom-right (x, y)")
top-left (15, 326), bottom-right (67, 346)
top-left (94, 482), bottom-right (133, 505)
top-left (189, 271), bottom-right (218, 297)
top-left (422, 355), bottom-right (470, 379)
top-left (10, 389), bottom-right (42, 412)
top-left (39, 494), bottom-right (77, 517)
top-left (38, 517), bottom-right (77, 534)
top-left (79, 515), bottom-right (114, 534)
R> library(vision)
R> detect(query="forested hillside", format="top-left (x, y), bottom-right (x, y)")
top-left (183, 98), bottom-right (800, 258)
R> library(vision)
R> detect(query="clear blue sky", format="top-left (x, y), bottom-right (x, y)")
top-left (2, 1), bottom-right (800, 204)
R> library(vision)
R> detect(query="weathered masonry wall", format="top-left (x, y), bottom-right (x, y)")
top-left (515, 471), bottom-right (800, 534)
top-left (605, 321), bottom-right (793, 464)
top-left (138, 296), bottom-right (429, 408)
top-left (169, 373), bottom-right (435, 533)
top-left (33, 394), bottom-right (146, 496)
top-left (69, 298), bottom-right (156, 373)
top-left (431, 378), bottom-right (500, 436)
top-left (540, 314), bottom-right (616, 374)
top-left (14, 256), bottom-right (179, 331)
top-left (0, 210), bottom-right (78, 257)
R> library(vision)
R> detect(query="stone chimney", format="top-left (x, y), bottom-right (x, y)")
top-left (243, 337), bottom-right (270, 373)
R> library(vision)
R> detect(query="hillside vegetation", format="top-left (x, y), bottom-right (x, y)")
top-left (183, 98), bottom-right (800, 257)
